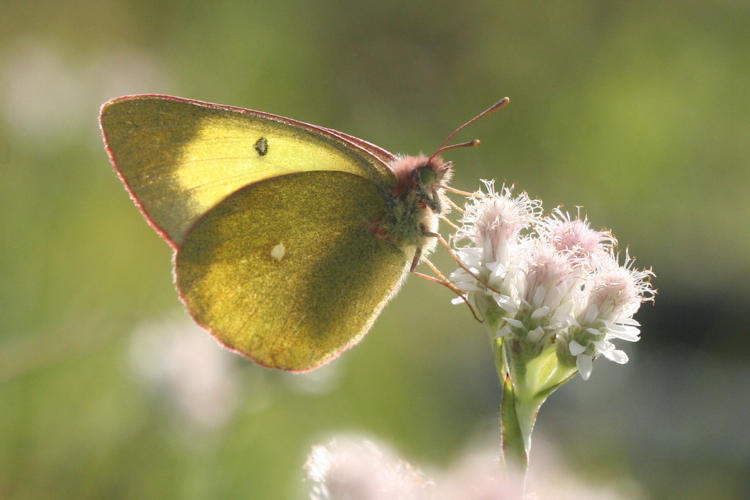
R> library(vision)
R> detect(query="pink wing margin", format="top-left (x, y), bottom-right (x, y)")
top-left (98, 93), bottom-right (397, 250)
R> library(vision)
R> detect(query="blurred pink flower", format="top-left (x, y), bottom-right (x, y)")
top-left (129, 313), bottom-right (240, 429)
top-left (304, 435), bottom-right (642, 499)
top-left (305, 437), bottom-right (430, 500)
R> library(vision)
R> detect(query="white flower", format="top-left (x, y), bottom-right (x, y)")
top-left (566, 251), bottom-right (656, 380)
top-left (450, 183), bottom-right (542, 326)
top-left (517, 239), bottom-right (583, 333)
top-left (455, 180), bottom-right (542, 267)
top-left (449, 180), bottom-right (654, 380)
top-left (584, 251), bottom-right (655, 323)
top-left (540, 208), bottom-right (616, 268)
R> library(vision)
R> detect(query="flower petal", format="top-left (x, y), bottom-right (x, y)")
top-left (495, 324), bottom-right (512, 338)
top-left (607, 324), bottom-right (640, 342)
top-left (582, 303), bottom-right (599, 324)
top-left (577, 354), bottom-right (593, 380)
top-left (505, 317), bottom-right (524, 329)
top-left (602, 349), bottom-right (629, 364)
top-left (569, 340), bottom-right (586, 356)
top-left (545, 286), bottom-right (563, 308)
top-left (531, 287), bottom-right (546, 308)
top-left (494, 295), bottom-right (518, 314)
top-left (527, 326), bottom-right (545, 343)
top-left (620, 317), bottom-right (641, 327)
top-left (530, 306), bottom-right (550, 320)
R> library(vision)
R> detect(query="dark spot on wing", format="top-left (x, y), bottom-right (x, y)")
top-left (254, 137), bottom-right (268, 156)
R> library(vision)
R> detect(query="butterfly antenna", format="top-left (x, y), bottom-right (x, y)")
top-left (428, 97), bottom-right (510, 163)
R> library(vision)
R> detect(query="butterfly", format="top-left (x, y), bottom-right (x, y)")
top-left (100, 94), bottom-right (509, 371)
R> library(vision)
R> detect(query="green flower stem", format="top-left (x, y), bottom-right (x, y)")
top-left (494, 335), bottom-right (578, 470)
top-left (494, 337), bottom-right (527, 468)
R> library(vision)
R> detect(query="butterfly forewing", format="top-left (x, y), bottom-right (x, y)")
top-left (100, 95), bottom-right (394, 247)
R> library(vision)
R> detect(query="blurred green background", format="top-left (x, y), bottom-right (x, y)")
top-left (2, 1), bottom-right (749, 498)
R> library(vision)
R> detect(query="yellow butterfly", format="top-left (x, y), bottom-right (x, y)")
top-left (100, 95), bottom-right (508, 371)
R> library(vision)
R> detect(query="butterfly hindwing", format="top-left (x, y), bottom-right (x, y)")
top-left (176, 170), bottom-right (408, 371)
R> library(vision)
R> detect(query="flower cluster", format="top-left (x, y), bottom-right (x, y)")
top-left (450, 181), bottom-right (655, 380)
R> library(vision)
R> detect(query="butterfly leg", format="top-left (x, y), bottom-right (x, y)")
top-left (439, 214), bottom-right (460, 232)
top-left (422, 230), bottom-right (504, 295)
top-left (445, 197), bottom-right (466, 215)
top-left (410, 246), bottom-right (422, 272)
top-left (439, 184), bottom-right (481, 198)
top-left (412, 268), bottom-right (482, 323)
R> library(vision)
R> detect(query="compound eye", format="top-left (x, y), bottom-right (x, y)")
top-left (418, 166), bottom-right (437, 186)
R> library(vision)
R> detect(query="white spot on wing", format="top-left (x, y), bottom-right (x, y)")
top-left (270, 242), bottom-right (285, 261)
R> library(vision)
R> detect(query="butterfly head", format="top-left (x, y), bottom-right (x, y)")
top-left (389, 154), bottom-right (452, 214)
top-left (392, 97), bottom-right (511, 213)
top-left (376, 97), bottom-right (510, 249)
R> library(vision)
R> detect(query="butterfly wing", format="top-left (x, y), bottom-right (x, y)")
top-left (320, 126), bottom-right (395, 166)
top-left (101, 95), bottom-right (408, 371)
top-left (176, 170), bottom-right (408, 371)
top-left (100, 94), bottom-right (395, 247)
